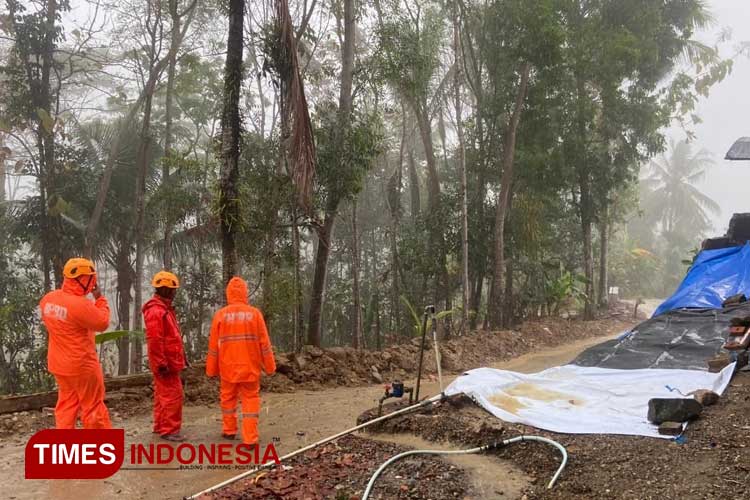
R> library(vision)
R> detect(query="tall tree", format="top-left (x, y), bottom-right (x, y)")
top-left (218, 0), bottom-right (245, 285)
top-left (641, 140), bottom-right (719, 238)
top-left (452, 2), bottom-right (469, 332)
top-left (488, 62), bottom-right (530, 328)
top-left (307, 0), bottom-right (356, 347)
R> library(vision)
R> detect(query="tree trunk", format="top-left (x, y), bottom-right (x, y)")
top-left (574, 71), bottom-right (595, 321)
top-left (162, 0), bottom-right (181, 270)
top-left (387, 106), bottom-right (405, 336)
top-left (306, 0), bottom-right (355, 347)
top-left (351, 200), bottom-right (363, 349)
top-left (581, 211), bottom-right (595, 320)
top-left (0, 134), bottom-right (5, 204)
top-left (307, 209), bottom-right (336, 347)
top-left (375, 290), bottom-right (381, 350)
top-left (219, 0), bottom-right (245, 286)
top-left (597, 207), bottom-right (609, 309)
top-left (489, 62), bottom-right (531, 329)
top-left (504, 248), bottom-right (514, 326)
top-left (291, 208), bottom-right (304, 352)
top-left (413, 100), bottom-right (449, 312)
top-left (453, 11), bottom-right (469, 333)
top-left (115, 246), bottom-right (133, 375)
top-left (407, 149), bottom-right (421, 219)
top-left (131, 89), bottom-right (155, 374)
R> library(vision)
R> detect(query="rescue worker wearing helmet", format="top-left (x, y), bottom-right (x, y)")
top-left (206, 277), bottom-right (276, 445)
top-left (143, 270), bottom-right (187, 441)
top-left (39, 257), bottom-right (112, 429)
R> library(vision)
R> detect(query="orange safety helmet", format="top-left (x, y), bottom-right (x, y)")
top-left (152, 270), bottom-right (180, 289)
top-left (63, 258), bottom-right (97, 279)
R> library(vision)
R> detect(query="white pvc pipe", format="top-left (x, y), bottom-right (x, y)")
top-left (361, 435), bottom-right (568, 500)
top-left (186, 393), bottom-right (445, 499)
top-left (432, 329), bottom-right (444, 392)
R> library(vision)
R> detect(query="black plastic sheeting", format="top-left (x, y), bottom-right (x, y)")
top-left (573, 303), bottom-right (750, 371)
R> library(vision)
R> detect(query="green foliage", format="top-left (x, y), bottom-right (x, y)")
top-left (315, 107), bottom-right (384, 208)
top-left (95, 330), bottom-right (144, 345)
top-left (0, 240), bottom-right (51, 394)
top-left (544, 269), bottom-right (588, 314)
top-left (375, 2), bottom-right (444, 103)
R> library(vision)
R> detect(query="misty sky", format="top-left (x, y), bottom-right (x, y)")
top-left (671, 0), bottom-right (750, 234)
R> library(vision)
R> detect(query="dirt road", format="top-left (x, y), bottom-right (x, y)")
top-left (1, 324), bottom-right (626, 500)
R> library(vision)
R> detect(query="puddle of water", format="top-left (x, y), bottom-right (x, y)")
top-left (369, 433), bottom-right (530, 500)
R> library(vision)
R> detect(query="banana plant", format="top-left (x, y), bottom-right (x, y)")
top-left (95, 330), bottom-right (144, 345)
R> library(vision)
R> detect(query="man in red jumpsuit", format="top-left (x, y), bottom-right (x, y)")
top-left (40, 257), bottom-right (112, 429)
top-left (143, 271), bottom-right (187, 441)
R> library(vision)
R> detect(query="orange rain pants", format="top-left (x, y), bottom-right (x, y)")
top-left (40, 275), bottom-right (112, 429)
top-left (220, 379), bottom-right (261, 444)
top-left (53, 367), bottom-right (112, 429)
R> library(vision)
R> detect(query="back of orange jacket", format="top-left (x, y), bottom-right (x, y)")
top-left (206, 277), bottom-right (276, 382)
top-left (40, 278), bottom-right (110, 376)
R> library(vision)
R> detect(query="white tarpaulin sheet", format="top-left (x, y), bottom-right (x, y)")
top-left (445, 364), bottom-right (735, 438)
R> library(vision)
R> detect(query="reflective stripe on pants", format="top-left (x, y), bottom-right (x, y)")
top-left (220, 379), bottom-right (261, 444)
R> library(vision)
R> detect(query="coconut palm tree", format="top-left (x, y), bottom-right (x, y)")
top-left (641, 139), bottom-right (720, 240)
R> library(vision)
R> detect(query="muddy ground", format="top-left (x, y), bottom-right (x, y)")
top-left (361, 372), bottom-right (750, 500)
top-left (0, 306), bottom-right (638, 499)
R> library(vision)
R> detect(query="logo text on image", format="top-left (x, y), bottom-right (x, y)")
top-left (25, 429), bottom-right (125, 479)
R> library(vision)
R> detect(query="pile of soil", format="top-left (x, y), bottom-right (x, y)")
top-left (363, 375), bottom-right (750, 499)
top-left (129, 313), bottom-right (631, 418)
top-left (206, 434), bottom-right (470, 500)
top-left (266, 313), bottom-right (634, 393)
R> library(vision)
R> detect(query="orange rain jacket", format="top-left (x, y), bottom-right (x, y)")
top-left (40, 276), bottom-right (110, 376)
top-left (206, 277), bottom-right (276, 382)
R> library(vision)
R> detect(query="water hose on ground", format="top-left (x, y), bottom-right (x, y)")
top-left (185, 392), bottom-right (446, 499)
top-left (361, 435), bottom-right (568, 500)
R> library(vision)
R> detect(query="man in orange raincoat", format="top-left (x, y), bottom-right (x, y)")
top-left (40, 257), bottom-right (112, 429)
top-left (206, 277), bottom-right (276, 444)
top-left (143, 271), bottom-right (187, 441)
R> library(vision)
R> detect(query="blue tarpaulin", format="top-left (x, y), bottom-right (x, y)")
top-left (653, 243), bottom-right (750, 316)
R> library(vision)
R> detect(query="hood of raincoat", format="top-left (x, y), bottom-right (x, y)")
top-left (61, 274), bottom-right (97, 296)
top-left (226, 276), bottom-right (248, 305)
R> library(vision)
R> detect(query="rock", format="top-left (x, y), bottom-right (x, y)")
top-left (707, 354), bottom-right (731, 373)
top-left (658, 421), bottom-right (684, 436)
top-left (371, 368), bottom-right (383, 384)
top-left (382, 351), bottom-right (392, 362)
top-left (275, 359), bottom-right (294, 375)
top-left (304, 345), bottom-right (324, 358)
top-left (647, 398), bottom-right (702, 424)
top-left (292, 353), bottom-right (308, 370)
top-left (691, 389), bottom-right (719, 407)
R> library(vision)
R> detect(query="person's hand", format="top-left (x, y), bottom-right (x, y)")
top-left (724, 342), bottom-right (739, 350)
top-left (157, 365), bottom-right (170, 377)
top-left (92, 284), bottom-right (102, 299)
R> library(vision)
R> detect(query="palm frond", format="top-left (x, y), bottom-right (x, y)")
top-left (275, 0), bottom-right (316, 214)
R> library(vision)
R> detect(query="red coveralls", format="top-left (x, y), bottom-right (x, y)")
top-left (143, 294), bottom-right (186, 436)
top-left (206, 277), bottom-right (276, 444)
top-left (39, 277), bottom-right (112, 429)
